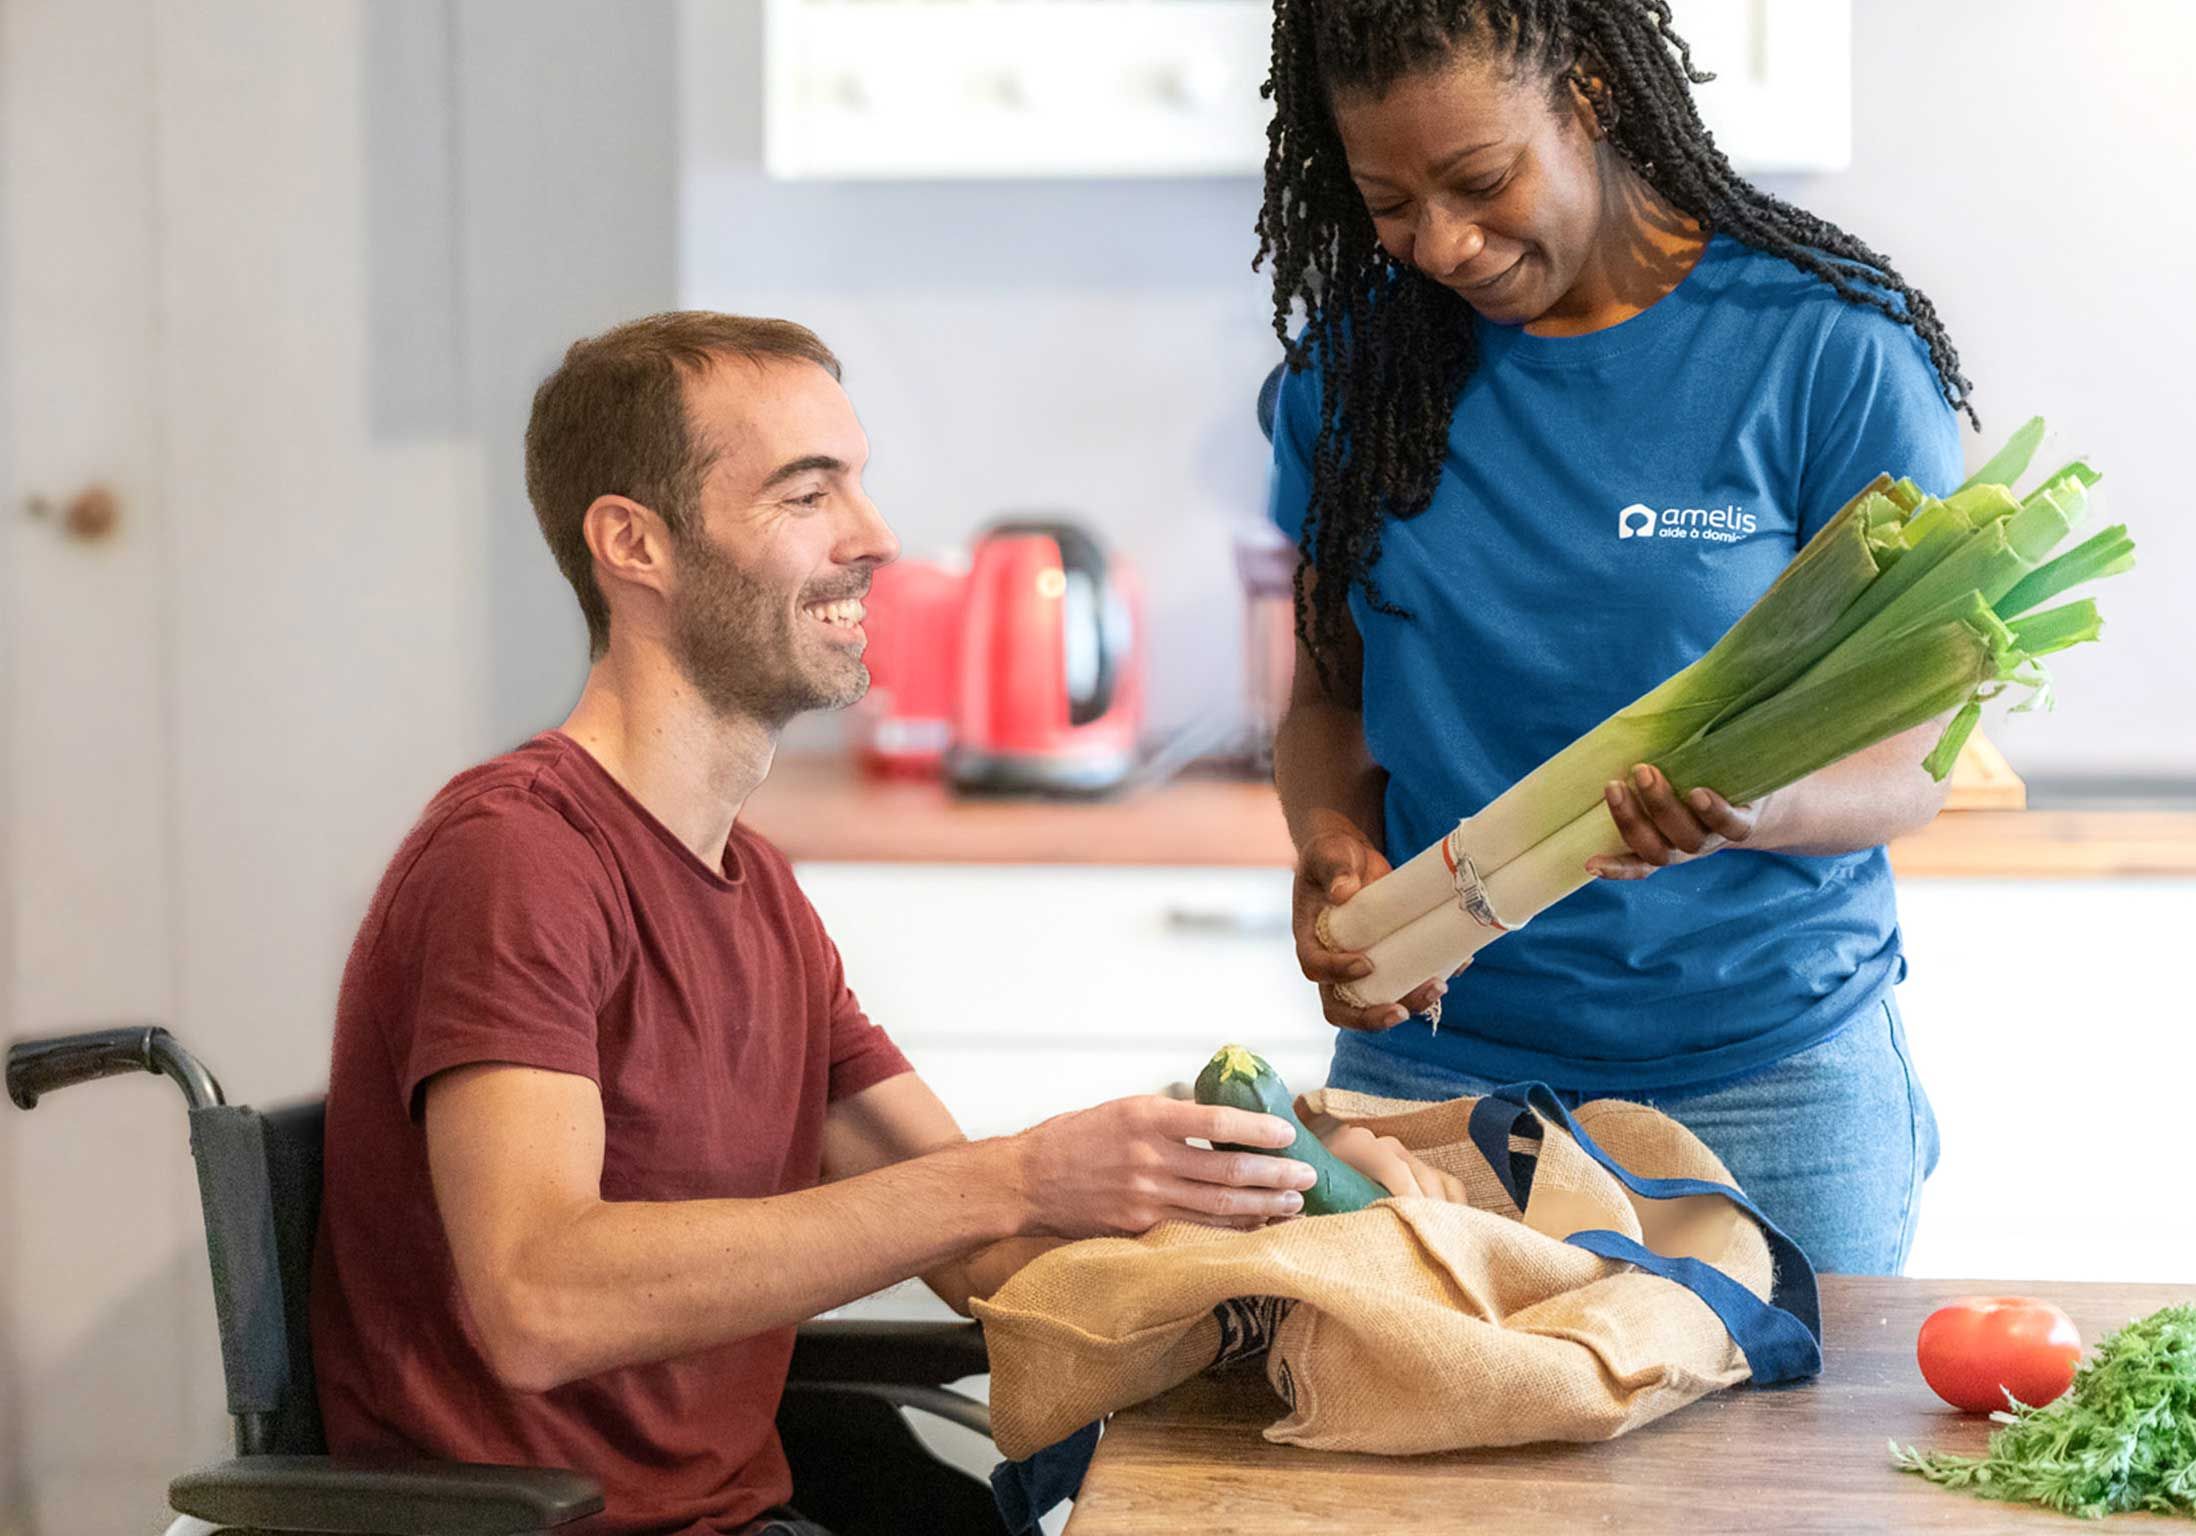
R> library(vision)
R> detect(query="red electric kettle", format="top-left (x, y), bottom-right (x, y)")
top-left (946, 519), bottom-right (1144, 796)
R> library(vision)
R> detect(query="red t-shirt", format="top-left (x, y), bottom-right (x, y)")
top-left (311, 732), bottom-right (912, 1534)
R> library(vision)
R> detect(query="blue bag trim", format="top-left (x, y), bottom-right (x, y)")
top-left (1466, 1083), bottom-right (1822, 1384)
top-left (1466, 1092), bottom-right (1533, 1208)
top-left (991, 1417), bottom-right (1100, 1535)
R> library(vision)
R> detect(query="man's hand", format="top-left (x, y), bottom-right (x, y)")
top-left (1587, 763), bottom-right (1766, 880)
top-left (1293, 814), bottom-right (1447, 1031)
top-left (1320, 1123), bottom-right (1470, 1203)
top-left (1012, 1096), bottom-right (1317, 1237)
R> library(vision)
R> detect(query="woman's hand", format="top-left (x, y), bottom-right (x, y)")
top-left (1293, 814), bottom-right (1447, 1031)
top-left (1321, 1124), bottom-right (1470, 1203)
top-left (1587, 763), bottom-right (1768, 880)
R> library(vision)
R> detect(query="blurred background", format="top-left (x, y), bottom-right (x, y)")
top-left (4, 1), bottom-right (2193, 1527)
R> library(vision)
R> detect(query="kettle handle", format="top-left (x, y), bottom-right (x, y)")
top-left (1051, 525), bottom-right (1120, 727)
top-left (987, 519), bottom-right (1123, 726)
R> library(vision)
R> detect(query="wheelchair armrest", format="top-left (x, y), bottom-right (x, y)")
top-left (790, 1318), bottom-right (989, 1387)
top-left (169, 1454), bottom-right (604, 1535)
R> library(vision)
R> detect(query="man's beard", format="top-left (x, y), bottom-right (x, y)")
top-left (667, 532), bottom-right (869, 727)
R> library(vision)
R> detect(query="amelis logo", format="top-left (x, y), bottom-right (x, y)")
top-left (1618, 500), bottom-right (1760, 546)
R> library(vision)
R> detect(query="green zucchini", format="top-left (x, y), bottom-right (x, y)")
top-left (1193, 1045), bottom-right (1388, 1216)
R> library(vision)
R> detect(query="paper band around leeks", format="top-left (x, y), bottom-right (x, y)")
top-left (1446, 840), bottom-right (1506, 933)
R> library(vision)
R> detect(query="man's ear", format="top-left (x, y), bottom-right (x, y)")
top-left (584, 494), bottom-right (675, 603)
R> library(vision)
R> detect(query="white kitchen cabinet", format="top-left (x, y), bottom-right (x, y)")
top-left (794, 863), bottom-right (1329, 1138)
top-left (799, 863), bottom-right (2196, 1283)
top-left (1892, 878), bottom-right (2196, 1285)
top-left (746, 0), bottom-right (1850, 180)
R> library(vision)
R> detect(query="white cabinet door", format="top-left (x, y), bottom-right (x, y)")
top-left (1895, 877), bottom-right (2196, 1283)
top-left (746, 0), bottom-right (1851, 180)
top-left (794, 863), bottom-right (1338, 1137)
top-left (3, 5), bottom-right (188, 1526)
top-left (1672, 0), bottom-right (1852, 172)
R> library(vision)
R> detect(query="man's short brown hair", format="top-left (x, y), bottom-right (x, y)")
top-left (524, 311), bottom-right (842, 657)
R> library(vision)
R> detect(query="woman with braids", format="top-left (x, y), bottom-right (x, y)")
top-left (1267, 0), bottom-right (1967, 1272)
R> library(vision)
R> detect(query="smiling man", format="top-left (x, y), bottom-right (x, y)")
top-left (309, 313), bottom-right (1314, 1536)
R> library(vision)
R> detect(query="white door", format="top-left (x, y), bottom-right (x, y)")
top-left (3, 2), bottom-right (495, 1525)
top-left (4, 1), bottom-right (195, 1527)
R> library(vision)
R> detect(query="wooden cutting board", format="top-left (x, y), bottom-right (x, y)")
top-left (1942, 729), bottom-right (2026, 811)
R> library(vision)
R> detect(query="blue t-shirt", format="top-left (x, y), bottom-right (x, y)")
top-left (1269, 234), bottom-right (1962, 1093)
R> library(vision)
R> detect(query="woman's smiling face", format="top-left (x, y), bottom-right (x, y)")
top-left (1328, 49), bottom-right (1612, 327)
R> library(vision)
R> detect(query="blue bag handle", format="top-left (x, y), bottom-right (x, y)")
top-left (1465, 1083), bottom-right (1822, 1384)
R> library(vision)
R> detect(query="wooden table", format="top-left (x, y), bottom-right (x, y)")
top-left (1065, 1277), bottom-right (2195, 1534)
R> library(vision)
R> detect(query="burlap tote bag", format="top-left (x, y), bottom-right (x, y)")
top-left (974, 1081), bottom-right (1822, 1460)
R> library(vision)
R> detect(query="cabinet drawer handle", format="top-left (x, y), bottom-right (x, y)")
top-left (1163, 906), bottom-right (1290, 938)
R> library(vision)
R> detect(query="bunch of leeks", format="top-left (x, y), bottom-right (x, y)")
top-left (1326, 418), bottom-right (2134, 1009)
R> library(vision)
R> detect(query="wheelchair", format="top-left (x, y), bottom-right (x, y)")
top-left (7, 1026), bottom-right (1012, 1536)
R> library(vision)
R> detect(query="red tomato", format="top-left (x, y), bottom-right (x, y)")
top-left (1917, 1296), bottom-right (2083, 1413)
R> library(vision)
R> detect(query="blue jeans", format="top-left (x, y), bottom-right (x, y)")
top-left (1327, 995), bottom-right (1940, 1275)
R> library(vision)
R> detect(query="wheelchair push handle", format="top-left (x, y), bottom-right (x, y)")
top-left (7, 1025), bottom-right (224, 1111)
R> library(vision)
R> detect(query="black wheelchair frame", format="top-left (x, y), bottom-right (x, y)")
top-left (7, 1025), bottom-right (1010, 1536)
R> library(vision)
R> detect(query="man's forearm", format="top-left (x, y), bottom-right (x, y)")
top-left (1274, 698), bottom-right (1386, 854)
top-left (492, 1136), bottom-right (1028, 1390)
top-left (1748, 718), bottom-right (1952, 857)
top-left (922, 1235), bottom-right (1064, 1316)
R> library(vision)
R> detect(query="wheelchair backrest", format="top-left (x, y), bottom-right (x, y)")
top-left (185, 1097), bottom-right (327, 1456)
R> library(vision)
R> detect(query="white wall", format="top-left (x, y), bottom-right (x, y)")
top-left (677, 0), bottom-right (1279, 754)
top-left (1758, 0), bottom-right (2196, 782)
top-left (678, 0), bottom-right (2196, 784)
top-left (460, 0), bottom-right (682, 747)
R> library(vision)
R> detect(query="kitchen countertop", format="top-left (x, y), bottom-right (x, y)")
top-left (1064, 1275), bottom-right (2196, 1535)
top-left (745, 755), bottom-right (2196, 879)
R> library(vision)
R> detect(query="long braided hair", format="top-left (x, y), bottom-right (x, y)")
top-left (1257, 0), bottom-right (1977, 688)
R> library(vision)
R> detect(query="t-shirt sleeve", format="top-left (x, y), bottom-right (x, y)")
top-left (1267, 350), bottom-right (1325, 550)
top-left (817, 932), bottom-right (912, 1104)
top-left (757, 840), bottom-right (913, 1103)
top-left (383, 788), bottom-right (624, 1117)
top-left (1796, 301), bottom-right (1964, 543)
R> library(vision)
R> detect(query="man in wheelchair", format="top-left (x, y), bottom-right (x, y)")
top-left (309, 313), bottom-right (1316, 1535)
